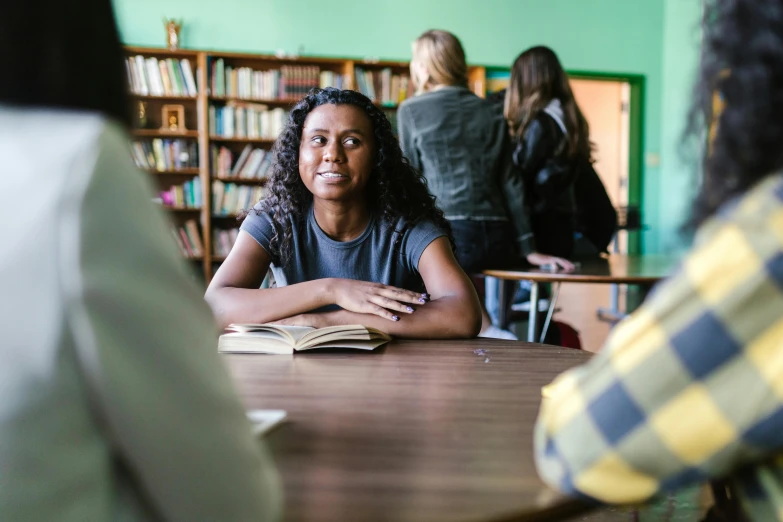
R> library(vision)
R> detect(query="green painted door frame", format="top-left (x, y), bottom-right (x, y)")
top-left (568, 70), bottom-right (646, 255)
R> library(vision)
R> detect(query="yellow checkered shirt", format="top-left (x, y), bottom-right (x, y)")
top-left (535, 174), bottom-right (783, 520)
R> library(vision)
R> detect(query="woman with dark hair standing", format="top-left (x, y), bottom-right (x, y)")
top-left (535, 1), bottom-right (783, 519)
top-left (398, 30), bottom-right (572, 338)
top-left (205, 88), bottom-right (482, 338)
top-left (505, 46), bottom-right (614, 258)
top-left (0, 1), bottom-right (281, 520)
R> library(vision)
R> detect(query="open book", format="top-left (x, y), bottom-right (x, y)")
top-left (218, 324), bottom-right (392, 354)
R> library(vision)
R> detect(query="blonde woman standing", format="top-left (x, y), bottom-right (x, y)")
top-left (398, 30), bottom-right (571, 337)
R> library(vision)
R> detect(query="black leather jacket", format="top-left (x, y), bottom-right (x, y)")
top-left (512, 112), bottom-right (578, 216)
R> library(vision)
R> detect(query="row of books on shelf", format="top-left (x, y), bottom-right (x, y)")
top-left (157, 177), bottom-right (202, 209)
top-left (210, 59), bottom-right (349, 99)
top-left (208, 103), bottom-right (287, 140)
top-left (213, 181), bottom-right (265, 216)
top-left (132, 139), bottom-right (199, 172)
top-left (126, 55), bottom-right (198, 97)
top-left (212, 144), bottom-right (273, 180)
top-left (213, 228), bottom-right (240, 257)
top-left (354, 67), bottom-right (412, 106)
top-left (171, 221), bottom-right (241, 259)
top-left (172, 220), bottom-right (204, 258)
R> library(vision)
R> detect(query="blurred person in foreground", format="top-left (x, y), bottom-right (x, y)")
top-left (535, 0), bottom-right (783, 520)
top-left (0, 1), bottom-right (281, 520)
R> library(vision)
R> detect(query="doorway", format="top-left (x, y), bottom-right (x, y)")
top-left (559, 76), bottom-right (635, 351)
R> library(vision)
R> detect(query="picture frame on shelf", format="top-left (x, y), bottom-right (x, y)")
top-left (161, 104), bottom-right (186, 132)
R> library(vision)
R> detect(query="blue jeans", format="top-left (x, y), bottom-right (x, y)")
top-left (449, 219), bottom-right (518, 326)
top-left (484, 277), bottom-right (516, 326)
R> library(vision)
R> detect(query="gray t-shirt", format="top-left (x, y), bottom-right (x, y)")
top-left (241, 204), bottom-right (447, 294)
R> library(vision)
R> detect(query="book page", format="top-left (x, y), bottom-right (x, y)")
top-left (298, 325), bottom-right (390, 347)
top-left (218, 333), bottom-right (294, 354)
top-left (295, 338), bottom-right (390, 351)
top-left (227, 324), bottom-right (315, 343)
top-left (297, 331), bottom-right (387, 349)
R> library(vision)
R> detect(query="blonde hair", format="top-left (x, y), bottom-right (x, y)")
top-left (411, 30), bottom-right (468, 93)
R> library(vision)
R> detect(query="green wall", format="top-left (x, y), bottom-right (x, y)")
top-left (113, 0), bottom-right (691, 253)
top-left (654, 0), bottom-right (702, 253)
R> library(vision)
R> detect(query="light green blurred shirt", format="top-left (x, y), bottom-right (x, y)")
top-left (0, 107), bottom-right (282, 522)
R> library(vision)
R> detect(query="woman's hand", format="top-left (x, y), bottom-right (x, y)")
top-left (526, 252), bottom-right (575, 271)
top-left (330, 279), bottom-right (429, 321)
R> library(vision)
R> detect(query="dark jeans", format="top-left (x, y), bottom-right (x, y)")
top-left (449, 219), bottom-right (518, 274)
top-left (531, 210), bottom-right (574, 258)
top-left (450, 220), bottom-right (517, 327)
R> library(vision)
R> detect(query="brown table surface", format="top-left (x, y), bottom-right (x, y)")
top-left (224, 339), bottom-right (595, 522)
top-left (483, 254), bottom-right (680, 284)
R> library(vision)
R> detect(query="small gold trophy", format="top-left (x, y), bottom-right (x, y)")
top-left (136, 101), bottom-right (148, 129)
top-left (163, 18), bottom-right (183, 50)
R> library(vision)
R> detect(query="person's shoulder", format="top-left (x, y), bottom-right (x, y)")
top-left (720, 173), bottom-right (783, 224)
top-left (0, 105), bottom-right (108, 134)
top-left (400, 86), bottom-right (466, 108)
top-left (1, 106), bottom-right (118, 162)
top-left (696, 173), bottom-right (783, 256)
top-left (384, 214), bottom-right (447, 238)
top-left (242, 203), bottom-right (277, 225)
top-left (399, 94), bottom-right (429, 113)
top-left (522, 111), bottom-right (561, 140)
top-left (243, 203), bottom-right (308, 232)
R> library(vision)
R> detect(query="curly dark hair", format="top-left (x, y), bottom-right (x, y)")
top-left (259, 87), bottom-right (453, 265)
top-left (687, 0), bottom-right (783, 227)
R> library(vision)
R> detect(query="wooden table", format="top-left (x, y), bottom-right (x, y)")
top-left (483, 254), bottom-right (679, 342)
top-left (224, 339), bottom-right (593, 522)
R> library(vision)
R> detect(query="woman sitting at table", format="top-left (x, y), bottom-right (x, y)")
top-left (205, 87), bottom-right (482, 338)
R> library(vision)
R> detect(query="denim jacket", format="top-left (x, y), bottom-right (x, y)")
top-left (398, 86), bottom-right (536, 255)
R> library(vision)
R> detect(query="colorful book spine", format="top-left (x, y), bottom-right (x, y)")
top-left (131, 140), bottom-right (199, 171)
top-left (212, 181), bottom-right (265, 216)
top-left (126, 56), bottom-right (198, 97)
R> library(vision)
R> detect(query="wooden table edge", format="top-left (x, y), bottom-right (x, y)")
top-left (481, 269), bottom-right (662, 285)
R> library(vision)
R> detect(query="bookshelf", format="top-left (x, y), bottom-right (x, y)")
top-left (123, 46), bottom-right (487, 282)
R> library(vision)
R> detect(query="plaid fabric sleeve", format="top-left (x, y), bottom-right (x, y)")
top-left (534, 179), bottom-right (783, 505)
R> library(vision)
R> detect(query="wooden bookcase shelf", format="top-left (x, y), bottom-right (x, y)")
top-left (162, 206), bottom-right (202, 213)
top-left (130, 94), bottom-right (198, 101)
top-left (213, 176), bottom-right (267, 184)
top-left (208, 96), bottom-right (300, 105)
top-left (124, 45), bottom-right (488, 281)
top-left (133, 129), bottom-right (199, 138)
top-left (209, 136), bottom-right (276, 144)
top-left (146, 168), bottom-right (201, 175)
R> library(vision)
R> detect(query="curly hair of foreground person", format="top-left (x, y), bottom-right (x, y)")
top-left (688, 0), bottom-right (783, 226)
